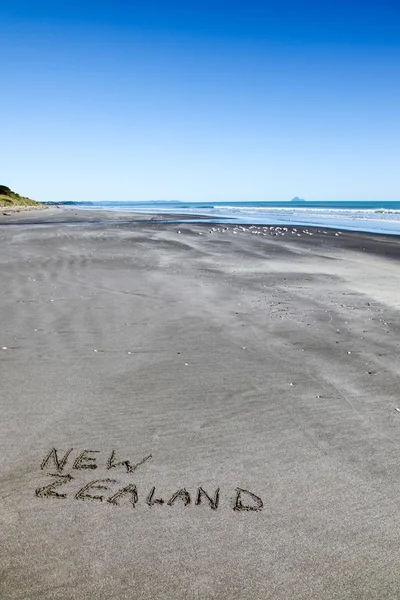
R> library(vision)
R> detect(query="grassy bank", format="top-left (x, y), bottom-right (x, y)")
top-left (0, 185), bottom-right (42, 207)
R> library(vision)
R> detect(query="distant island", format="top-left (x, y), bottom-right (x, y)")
top-left (0, 185), bottom-right (42, 209)
top-left (291, 197), bottom-right (306, 202)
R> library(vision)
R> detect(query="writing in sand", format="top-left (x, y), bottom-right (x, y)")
top-left (35, 448), bottom-right (264, 511)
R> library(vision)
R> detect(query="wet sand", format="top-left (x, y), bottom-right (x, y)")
top-left (1, 209), bottom-right (400, 599)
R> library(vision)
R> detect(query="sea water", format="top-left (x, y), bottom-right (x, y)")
top-left (46, 200), bottom-right (400, 235)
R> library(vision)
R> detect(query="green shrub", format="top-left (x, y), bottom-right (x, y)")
top-left (0, 185), bottom-right (12, 196)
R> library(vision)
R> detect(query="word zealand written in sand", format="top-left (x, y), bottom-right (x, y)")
top-left (35, 448), bottom-right (263, 511)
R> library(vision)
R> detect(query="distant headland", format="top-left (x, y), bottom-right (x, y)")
top-left (291, 196), bottom-right (306, 202)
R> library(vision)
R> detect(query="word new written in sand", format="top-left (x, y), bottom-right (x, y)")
top-left (35, 448), bottom-right (263, 511)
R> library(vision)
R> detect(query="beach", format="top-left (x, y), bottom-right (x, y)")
top-left (1, 208), bottom-right (400, 599)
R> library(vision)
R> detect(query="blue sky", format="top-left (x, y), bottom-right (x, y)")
top-left (1, 0), bottom-right (399, 202)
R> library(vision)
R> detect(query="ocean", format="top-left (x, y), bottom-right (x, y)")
top-left (47, 200), bottom-right (400, 235)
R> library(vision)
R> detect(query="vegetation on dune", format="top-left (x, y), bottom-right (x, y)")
top-left (0, 185), bottom-right (42, 207)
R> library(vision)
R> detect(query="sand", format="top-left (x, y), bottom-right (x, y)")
top-left (0, 204), bottom-right (48, 215)
top-left (1, 209), bottom-right (400, 599)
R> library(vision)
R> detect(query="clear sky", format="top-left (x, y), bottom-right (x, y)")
top-left (1, 0), bottom-right (399, 202)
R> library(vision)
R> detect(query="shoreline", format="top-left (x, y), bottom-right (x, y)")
top-left (1, 206), bottom-right (400, 259)
top-left (1, 204), bottom-right (400, 238)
